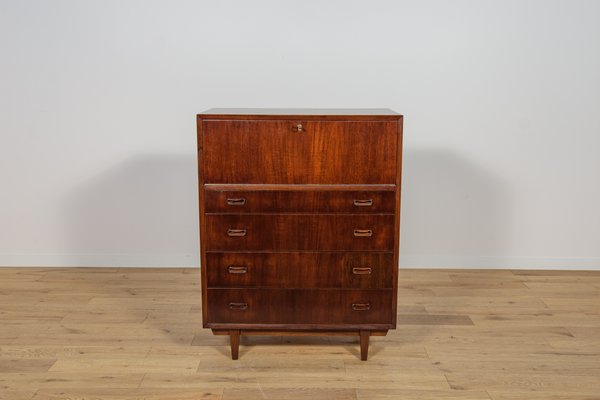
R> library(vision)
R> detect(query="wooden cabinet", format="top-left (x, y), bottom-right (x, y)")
top-left (197, 108), bottom-right (403, 360)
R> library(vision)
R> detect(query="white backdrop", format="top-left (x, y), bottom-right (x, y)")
top-left (1, 0), bottom-right (599, 269)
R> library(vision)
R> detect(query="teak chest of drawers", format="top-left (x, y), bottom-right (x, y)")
top-left (197, 108), bottom-right (403, 360)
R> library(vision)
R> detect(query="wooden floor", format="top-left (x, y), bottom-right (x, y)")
top-left (1, 268), bottom-right (599, 400)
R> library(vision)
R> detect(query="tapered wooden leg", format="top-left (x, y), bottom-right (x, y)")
top-left (229, 329), bottom-right (240, 360)
top-left (359, 330), bottom-right (370, 361)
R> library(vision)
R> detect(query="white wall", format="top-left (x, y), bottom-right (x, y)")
top-left (1, 0), bottom-right (599, 269)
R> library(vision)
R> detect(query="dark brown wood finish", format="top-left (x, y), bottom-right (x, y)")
top-left (229, 329), bottom-right (240, 360)
top-left (392, 116), bottom-right (404, 328)
top-left (205, 184), bottom-right (396, 191)
top-left (205, 214), bottom-right (395, 252)
top-left (197, 108), bottom-right (403, 360)
top-left (360, 330), bottom-right (370, 361)
top-left (212, 329), bottom-right (389, 337)
top-left (205, 252), bottom-right (394, 289)
top-left (204, 190), bottom-right (396, 213)
top-left (197, 114), bottom-right (209, 329)
top-left (202, 120), bottom-right (397, 184)
top-left (206, 288), bottom-right (393, 325)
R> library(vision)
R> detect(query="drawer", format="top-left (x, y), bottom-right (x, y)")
top-left (205, 252), bottom-right (394, 289)
top-left (204, 214), bottom-right (395, 251)
top-left (202, 120), bottom-right (398, 184)
top-left (206, 288), bottom-right (393, 325)
top-left (204, 189), bottom-right (396, 213)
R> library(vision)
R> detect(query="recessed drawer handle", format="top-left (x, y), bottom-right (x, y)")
top-left (352, 267), bottom-right (372, 275)
top-left (352, 303), bottom-right (371, 311)
top-left (227, 229), bottom-right (247, 237)
top-left (353, 199), bottom-right (373, 207)
top-left (227, 265), bottom-right (248, 274)
top-left (226, 198), bottom-right (246, 206)
top-left (228, 302), bottom-right (248, 310)
top-left (353, 229), bottom-right (373, 237)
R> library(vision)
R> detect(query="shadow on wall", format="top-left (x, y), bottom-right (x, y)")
top-left (61, 149), bottom-right (509, 268)
top-left (400, 148), bottom-right (512, 268)
top-left (62, 154), bottom-right (199, 267)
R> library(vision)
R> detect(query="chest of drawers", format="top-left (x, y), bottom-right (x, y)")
top-left (197, 108), bottom-right (403, 360)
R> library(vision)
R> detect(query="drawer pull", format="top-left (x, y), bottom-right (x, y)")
top-left (352, 267), bottom-right (372, 275)
top-left (352, 303), bottom-right (371, 311)
top-left (353, 229), bottom-right (373, 237)
top-left (227, 229), bottom-right (247, 237)
top-left (228, 302), bottom-right (248, 310)
top-left (226, 198), bottom-right (246, 206)
top-left (353, 199), bottom-right (373, 207)
top-left (294, 123), bottom-right (304, 132)
top-left (227, 265), bottom-right (248, 274)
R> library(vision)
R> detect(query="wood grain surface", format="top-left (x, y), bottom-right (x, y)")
top-left (204, 189), bottom-right (396, 213)
top-left (205, 252), bottom-right (394, 289)
top-left (205, 288), bottom-right (393, 325)
top-left (201, 120), bottom-right (398, 184)
top-left (204, 214), bottom-right (395, 252)
top-left (1, 267), bottom-right (599, 399)
top-left (197, 111), bottom-right (403, 360)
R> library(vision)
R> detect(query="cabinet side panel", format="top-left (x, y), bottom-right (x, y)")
top-left (197, 116), bottom-right (208, 328)
top-left (392, 117), bottom-right (403, 328)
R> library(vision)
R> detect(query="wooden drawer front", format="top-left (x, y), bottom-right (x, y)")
top-left (204, 190), bottom-right (395, 214)
top-left (207, 289), bottom-right (392, 324)
top-left (206, 252), bottom-right (394, 289)
top-left (205, 215), bottom-right (395, 252)
top-left (202, 120), bottom-right (398, 184)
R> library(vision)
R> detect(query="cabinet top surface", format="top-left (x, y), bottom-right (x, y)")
top-left (199, 108), bottom-right (402, 119)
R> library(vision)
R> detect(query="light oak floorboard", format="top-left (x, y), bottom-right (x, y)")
top-left (0, 267), bottom-right (598, 399)
top-left (31, 389), bottom-right (222, 400)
